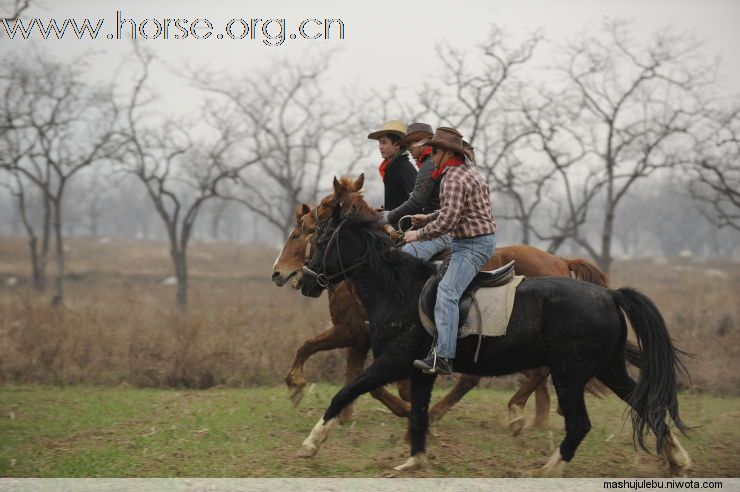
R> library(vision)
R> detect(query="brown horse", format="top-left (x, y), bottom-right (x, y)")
top-left (273, 175), bottom-right (622, 434)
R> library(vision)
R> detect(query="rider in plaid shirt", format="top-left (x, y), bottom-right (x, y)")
top-left (404, 127), bottom-right (497, 375)
top-left (417, 164), bottom-right (496, 241)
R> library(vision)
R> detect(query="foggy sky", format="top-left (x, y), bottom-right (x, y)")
top-left (3, 0), bottom-right (739, 111)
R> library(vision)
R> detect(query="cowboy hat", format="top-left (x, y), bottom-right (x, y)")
top-left (462, 140), bottom-right (476, 163)
top-left (422, 127), bottom-right (473, 160)
top-left (397, 122), bottom-right (433, 147)
top-left (367, 120), bottom-right (407, 140)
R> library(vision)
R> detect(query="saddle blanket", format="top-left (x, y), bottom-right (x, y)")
top-left (420, 275), bottom-right (524, 338)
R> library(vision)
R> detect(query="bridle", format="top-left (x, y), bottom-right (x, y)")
top-left (301, 217), bottom-right (372, 289)
top-left (300, 200), bottom-right (334, 263)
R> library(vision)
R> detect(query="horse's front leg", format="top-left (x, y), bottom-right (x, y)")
top-left (285, 321), bottom-right (360, 406)
top-left (394, 370), bottom-right (436, 472)
top-left (298, 356), bottom-right (408, 458)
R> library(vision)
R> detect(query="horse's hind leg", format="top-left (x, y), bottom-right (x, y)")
top-left (533, 373), bottom-right (551, 428)
top-left (284, 321), bottom-right (358, 406)
top-left (507, 368), bottom-right (550, 436)
top-left (298, 356), bottom-right (408, 458)
top-left (597, 358), bottom-right (691, 476)
top-left (429, 374), bottom-right (479, 422)
top-left (394, 371), bottom-right (436, 472)
top-left (537, 376), bottom-right (591, 477)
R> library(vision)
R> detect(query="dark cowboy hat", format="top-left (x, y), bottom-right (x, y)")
top-left (397, 122), bottom-right (434, 147)
top-left (422, 127), bottom-right (473, 160)
top-left (367, 120), bottom-right (407, 140)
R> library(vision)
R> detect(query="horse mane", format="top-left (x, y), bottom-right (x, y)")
top-left (340, 191), bottom-right (379, 221)
top-left (335, 192), bottom-right (433, 303)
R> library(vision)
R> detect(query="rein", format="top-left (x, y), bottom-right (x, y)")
top-left (301, 218), bottom-right (373, 289)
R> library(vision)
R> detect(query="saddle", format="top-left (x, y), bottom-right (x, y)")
top-left (419, 260), bottom-right (516, 331)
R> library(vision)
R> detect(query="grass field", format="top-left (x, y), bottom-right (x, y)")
top-left (1, 384), bottom-right (739, 478)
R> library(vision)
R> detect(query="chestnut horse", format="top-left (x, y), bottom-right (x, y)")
top-left (273, 175), bottom-right (634, 433)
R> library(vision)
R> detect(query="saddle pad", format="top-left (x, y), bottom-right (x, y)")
top-left (420, 275), bottom-right (524, 339)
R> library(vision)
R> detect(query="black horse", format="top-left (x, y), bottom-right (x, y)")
top-left (297, 197), bottom-right (691, 476)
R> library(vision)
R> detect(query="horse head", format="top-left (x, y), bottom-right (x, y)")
top-left (271, 174), bottom-right (365, 289)
top-left (300, 190), bottom-right (381, 298)
top-left (271, 203), bottom-right (312, 287)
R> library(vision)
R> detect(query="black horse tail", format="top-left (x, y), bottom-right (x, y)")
top-left (612, 287), bottom-right (689, 453)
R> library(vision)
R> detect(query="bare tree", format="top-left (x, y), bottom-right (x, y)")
top-left (1, 52), bottom-right (118, 303)
top-left (191, 53), bottom-right (368, 234)
top-left (420, 25), bottom-right (544, 242)
top-left (0, 64), bottom-right (51, 290)
top-left (523, 20), bottom-right (715, 271)
top-left (691, 106), bottom-right (740, 232)
top-left (115, 48), bottom-right (259, 308)
top-left (519, 91), bottom-right (608, 253)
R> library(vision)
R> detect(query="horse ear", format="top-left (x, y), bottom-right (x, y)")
top-left (332, 200), bottom-right (342, 222)
top-left (353, 173), bottom-right (364, 191)
top-left (296, 203), bottom-right (310, 221)
top-left (333, 176), bottom-right (344, 196)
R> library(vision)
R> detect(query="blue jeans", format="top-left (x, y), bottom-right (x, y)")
top-left (434, 234), bottom-right (496, 359)
top-left (402, 234), bottom-right (452, 261)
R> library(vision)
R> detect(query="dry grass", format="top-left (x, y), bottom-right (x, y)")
top-left (0, 238), bottom-right (738, 394)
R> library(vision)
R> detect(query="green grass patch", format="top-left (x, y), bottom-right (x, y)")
top-left (1, 384), bottom-right (738, 477)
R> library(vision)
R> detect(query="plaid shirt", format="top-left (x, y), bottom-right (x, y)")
top-left (417, 165), bottom-right (496, 240)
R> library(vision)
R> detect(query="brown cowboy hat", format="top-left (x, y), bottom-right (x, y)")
top-left (367, 120), bottom-right (407, 140)
top-left (398, 122), bottom-right (433, 147)
top-left (462, 140), bottom-right (476, 163)
top-left (422, 127), bottom-right (473, 160)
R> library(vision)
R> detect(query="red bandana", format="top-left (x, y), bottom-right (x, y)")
top-left (415, 147), bottom-right (432, 168)
top-left (378, 159), bottom-right (391, 181)
top-left (431, 154), bottom-right (465, 180)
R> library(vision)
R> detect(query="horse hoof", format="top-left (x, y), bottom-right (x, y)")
top-left (297, 444), bottom-right (317, 458)
top-left (288, 386), bottom-right (305, 406)
top-left (393, 454), bottom-right (428, 472)
top-left (535, 449), bottom-right (566, 477)
top-left (508, 417), bottom-right (525, 436)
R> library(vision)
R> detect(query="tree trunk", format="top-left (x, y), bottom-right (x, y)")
top-left (51, 201), bottom-right (65, 307)
top-left (28, 236), bottom-right (44, 292)
top-left (39, 193), bottom-right (52, 291)
top-left (521, 219), bottom-right (530, 245)
top-left (599, 201), bottom-right (615, 273)
top-left (171, 248), bottom-right (189, 309)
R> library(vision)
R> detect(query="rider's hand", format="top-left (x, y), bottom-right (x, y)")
top-left (411, 214), bottom-right (429, 227)
top-left (404, 230), bottom-right (420, 243)
top-left (383, 224), bottom-right (395, 235)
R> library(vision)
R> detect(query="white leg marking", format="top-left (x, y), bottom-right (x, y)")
top-left (393, 453), bottom-right (429, 471)
top-left (539, 449), bottom-right (566, 476)
top-left (297, 417), bottom-right (337, 457)
top-left (663, 431), bottom-right (691, 477)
